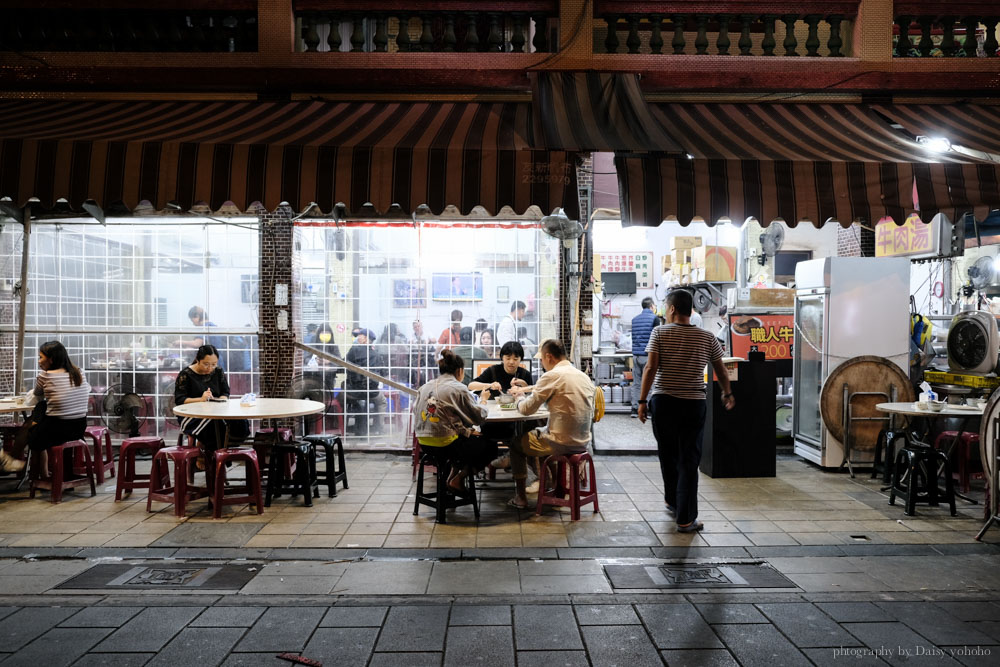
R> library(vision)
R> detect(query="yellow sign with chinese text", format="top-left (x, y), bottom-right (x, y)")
top-left (875, 214), bottom-right (935, 257)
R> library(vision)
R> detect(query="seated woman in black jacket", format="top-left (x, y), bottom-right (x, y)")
top-left (174, 345), bottom-right (249, 452)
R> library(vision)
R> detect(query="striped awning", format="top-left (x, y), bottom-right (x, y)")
top-left (0, 100), bottom-right (579, 219)
top-left (873, 104), bottom-right (1000, 159)
top-left (615, 104), bottom-right (1000, 227)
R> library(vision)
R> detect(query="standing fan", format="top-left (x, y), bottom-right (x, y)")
top-left (101, 385), bottom-right (147, 437)
top-left (288, 375), bottom-right (327, 431)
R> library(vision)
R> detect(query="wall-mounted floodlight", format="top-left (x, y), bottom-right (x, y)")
top-left (917, 136), bottom-right (952, 153)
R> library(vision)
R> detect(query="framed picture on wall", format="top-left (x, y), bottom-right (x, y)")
top-left (393, 278), bottom-right (427, 308)
top-left (431, 272), bottom-right (484, 301)
top-left (497, 286), bottom-right (509, 302)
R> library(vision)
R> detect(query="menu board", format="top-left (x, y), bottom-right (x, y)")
top-left (729, 314), bottom-right (794, 360)
top-left (598, 252), bottom-right (654, 288)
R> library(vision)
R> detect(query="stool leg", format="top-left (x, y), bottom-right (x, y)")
top-left (82, 447), bottom-right (96, 497)
top-left (297, 451), bottom-right (313, 508)
top-left (104, 432), bottom-right (115, 479)
top-left (904, 459), bottom-right (920, 517)
top-left (414, 457), bottom-right (425, 516)
top-left (250, 459), bottom-right (264, 515)
top-left (337, 438), bottom-right (348, 489)
top-left (265, 450), bottom-right (280, 507)
top-left (570, 463), bottom-right (581, 521)
top-left (435, 460), bottom-right (448, 524)
top-left (50, 448), bottom-right (64, 503)
top-left (308, 448), bottom-right (320, 499)
top-left (467, 470), bottom-right (479, 520)
top-left (589, 457), bottom-right (600, 514)
top-left (174, 458), bottom-right (188, 517)
top-left (115, 449), bottom-right (128, 501)
top-left (940, 454), bottom-right (957, 516)
top-left (536, 456), bottom-right (549, 516)
top-left (323, 444), bottom-right (337, 498)
top-left (213, 460), bottom-right (226, 519)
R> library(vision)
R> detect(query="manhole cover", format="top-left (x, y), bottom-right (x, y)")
top-left (57, 563), bottom-right (260, 590)
top-left (604, 562), bottom-right (796, 589)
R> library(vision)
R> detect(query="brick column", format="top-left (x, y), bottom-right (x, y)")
top-left (258, 206), bottom-right (297, 399)
top-left (837, 224), bottom-right (875, 257)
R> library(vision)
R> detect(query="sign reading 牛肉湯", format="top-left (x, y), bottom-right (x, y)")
top-left (875, 213), bottom-right (937, 258)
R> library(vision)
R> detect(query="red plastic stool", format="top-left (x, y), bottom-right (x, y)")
top-left (29, 440), bottom-right (96, 503)
top-left (80, 425), bottom-right (114, 484)
top-left (934, 430), bottom-right (983, 493)
top-left (146, 446), bottom-right (208, 517)
top-left (115, 436), bottom-right (166, 501)
top-left (212, 448), bottom-right (263, 518)
top-left (535, 451), bottom-right (599, 521)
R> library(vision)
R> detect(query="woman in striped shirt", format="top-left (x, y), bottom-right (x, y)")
top-left (0, 341), bottom-right (91, 473)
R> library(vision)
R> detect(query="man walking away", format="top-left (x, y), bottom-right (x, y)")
top-left (630, 297), bottom-right (657, 418)
top-left (637, 290), bottom-right (735, 533)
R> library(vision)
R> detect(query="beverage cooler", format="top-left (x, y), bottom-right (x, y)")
top-left (792, 257), bottom-right (910, 467)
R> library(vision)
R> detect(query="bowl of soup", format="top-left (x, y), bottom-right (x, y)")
top-left (731, 316), bottom-right (762, 337)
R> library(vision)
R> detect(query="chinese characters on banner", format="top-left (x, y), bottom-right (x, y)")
top-left (730, 314), bottom-right (794, 360)
top-left (875, 214), bottom-right (934, 257)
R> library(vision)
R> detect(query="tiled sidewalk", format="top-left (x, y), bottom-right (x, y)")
top-left (0, 452), bottom-right (991, 552)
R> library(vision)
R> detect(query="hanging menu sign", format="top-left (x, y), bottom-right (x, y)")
top-left (875, 214), bottom-right (939, 258)
top-left (729, 314), bottom-right (794, 360)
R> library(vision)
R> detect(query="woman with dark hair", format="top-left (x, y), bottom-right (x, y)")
top-left (468, 340), bottom-right (532, 399)
top-left (412, 349), bottom-right (494, 492)
top-left (0, 341), bottom-right (91, 473)
top-left (173, 344), bottom-right (249, 452)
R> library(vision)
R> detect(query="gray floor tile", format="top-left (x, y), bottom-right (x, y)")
top-left (636, 603), bottom-right (723, 649)
top-left (335, 561), bottom-right (433, 595)
top-left (970, 621), bottom-right (1000, 642)
top-left (444, 626), bottom-right (513, 667)
top-left (449, 605), bottom-right (510, 626)
top-left (302, 627), bottom-right (378, 667)
top-left (565, 522), bottom-right (659, 547)
top-left (60, 607), bottom-right (144, 628)
top-left (875, 602), bottom-right (998, 646)
top-left (514, 606), bottom-right (583, 651)
top-left (93, 607), bottom-right (204, 653)
top-left (659, 649), bottom-right (739, 667)
top-left (844, 623), bottom-right (961, 667)
top-left (427, 562), bottom-right (520, 595)
top-left (575, 604), bottom-right (640, 625)
top-left (375, 606), bottom-right (448, 652)
top-left (219, 653), bottom-right (292, 666)
top-left (755, 603), bottom-right (861, 648)
top-left (0, 607), bottom-right (83, 651)
top-left (801, 647), bottom-right (889, 666)
top-left (694, 603), bottom-right (769, 625)
top-left (0, 609), bottom-right (16, 623)
top-left (515, 651), bottom-right (589, 667)
top-left (321, 606), bottom-right (388, 628)
top-left (714, 623), bottom-right (809, 666)
top-left (814, 602), bottom-right (894, 623)
top-left (933, 602), bottom-right (1000, 622)
top-left (146, 627), bottom-right (244, 667)
top-left (520, 575), bottom-right (612, 595)
top-left (234, 607), bottom-right (325, 653)
top-left (582, 625), bottom-right (662, 667)
top-left (190, 607), bottom-right (266, 628)
top-left (151, 523), bottom-right (265, 548)
top-left (70, 654), bottom-right (154, 667)
top-left (368, 653), bottom-right (442, 667)
top-left (10, 627), bottom-right (112, 667)
top-left (518, 560), bottom-right (605, 576)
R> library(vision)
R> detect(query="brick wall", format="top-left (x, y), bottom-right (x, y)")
top-left (258, 206), bottom-right (296, 401)
top-left (837, 223), bottom-right (875, 257)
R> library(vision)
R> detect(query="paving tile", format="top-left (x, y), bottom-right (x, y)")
top-left (0, 606), bottom-right (82, 651)
top-left (190, 606), bottom-right (266, 627)
top-left (60, 607), bottom-right (143, 628)
top-left (301, 627), bottom-right (378, 666)
top-left (874, 602), bottom-right (997, 646)
top-left (515, 650), bottom-right (589, 667)
top-left (11, 627), bottom-right (112, 667)
top-left (581, 625), bottom-right (662, 667)
top-left (427, 561), bottom-right (520, 595)
top-left (514, 606), bottom-right (583, 651)
top-left (765, 557), bottom-right (861, 574)
top-left (91, 607), bottom-right (204, 653)
top-left (783, 572), bottom-right (888, 592)
top-left (220, 652), bottom-right (294, 666)
top-left (320, 606), bottom-right (388, 628)
top-left (150, 522), bottom-right (265, 548)
top-left (755, 603), bottom-right (861, 648)
top-left (659, 649), bottom-right (739, 667)
top-left (844, 622), bottom-right (961, 666)
top-left (565, 522), bottom-right (660, 547)
top-left (801, 647), bottom-right (889, 666)
top-left (712, 623), bottom-right (809, 667)
top-left (636, 603), bottom-right (722, 649)
top-left (518, 560), bottom-right (604, 576)
top-left (368, 652), bottom-right (442, 667)
top-left (146, 627), bottom-right (244, 667)
top-left (239, 575), bottom-right (337, 595)
top-left (444, 626), bottom-right (513, 667)
top-left (519, 574), bottom-right (612, 595)
top-left (694, 603), bottom-right (769, 625)
top-left (931, 601), bottom-right (1000, 622)
top-left (815, 602), bottom-right (895, 623)
top-left (970, 621), bottom-right (1000, 642)
top-left (70, 654), bottom-right (155, 667)
top-left (575, 604), bottom-right (640, 625)
top-left (449, 605), bottom-right (510, 626)
top-left (335, 561), bottom-right (433, 595)
top-left (0, 609), bottom-right (14, 623)
top-left (375, 606), bottom-right (448, 652)
top-left (233, 607), bottom-right (325, 653)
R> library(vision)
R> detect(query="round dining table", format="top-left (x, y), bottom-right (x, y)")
top-left (0, 400), bottom-right (32, 490)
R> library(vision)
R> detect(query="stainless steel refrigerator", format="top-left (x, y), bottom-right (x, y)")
top-left (792, 257), bottom-right (911, 467)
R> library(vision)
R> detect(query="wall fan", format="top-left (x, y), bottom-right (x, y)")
top-left (758, 223), bottom-right (786, 266)
top-left (540, 208), bottom-right (584, 248)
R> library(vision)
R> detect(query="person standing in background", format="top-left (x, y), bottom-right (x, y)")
top-left (630, 297), bottom-right (657, 419)
top-left (496, 301), bottom-right (526, 346)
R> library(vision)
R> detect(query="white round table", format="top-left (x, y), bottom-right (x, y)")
top-left (875, 402), bottom-right (984, 418)
top-left (485, 401), bottom-right (549, 423)
top-left (0, 401), bottom-right (30, 415)
top-left (173, 397), bottom-right (325, 421)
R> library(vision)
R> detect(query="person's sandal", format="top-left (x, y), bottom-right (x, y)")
top-left (506, 497), bottom-right (529, 510)
top-left (676, 521), bottom-right (704, 533)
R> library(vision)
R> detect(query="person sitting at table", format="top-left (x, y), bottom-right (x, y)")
top-left (477, 328), bottom-right (498, 359)
top-left (173, 344), bottom-right (249, 455)
top-left (437, 309), bottom-right (463, 354)
top-left (468, 341), bottom-right (532, 399)
top-left (412, 348), bottom-right (493, 493)
top-left (346, 328), bottom-right (387, 436)
top-left (0, 341), bottom-right (90, 474)
top-left (505, 339), bottom-right (594, 509)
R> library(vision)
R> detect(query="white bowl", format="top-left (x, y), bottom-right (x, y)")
top-left (927, 400), bottom-right (946, 412)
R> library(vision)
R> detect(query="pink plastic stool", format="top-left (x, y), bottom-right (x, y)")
top-left (536, 451), bottom-right (600, 521)
top-left (146, 446), bottom-right (208, 517)
top-left (30, 440), bottom-right (96, 503)
top-left (115, 436), bottom-right (166, 501)
top-left (212, 448), bottom-right (263, 518)
top-left (81, 425), bottom-right (115, 484)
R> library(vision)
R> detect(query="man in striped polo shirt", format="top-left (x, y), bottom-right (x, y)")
top-left (637, 290), bottom-right (734, 533)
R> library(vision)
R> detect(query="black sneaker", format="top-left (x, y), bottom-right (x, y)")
top-left (630, 410), bottom-right (638, 419)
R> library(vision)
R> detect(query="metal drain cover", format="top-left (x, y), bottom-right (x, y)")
top-left (57, 563), bottom-right (259, 590)
top-left (604, 562), bottom-right (796, 589)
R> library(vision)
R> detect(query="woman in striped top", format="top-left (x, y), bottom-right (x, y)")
top-left (0, 341), bottom-right (91, 473)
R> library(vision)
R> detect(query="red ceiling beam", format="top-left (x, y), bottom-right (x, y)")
top-left (594, 1), bottom-right (860, 15)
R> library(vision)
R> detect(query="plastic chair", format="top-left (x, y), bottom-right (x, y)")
top-left (303, 434), bottom-right (348, 497)
top-left (80, 425), bottom-right (115, 484)
top-left (29, 440), bottom-right (96, 503)
top-left (934, 430), bottom-right (983, 493)
top-left (413, 446), bottom-right (478, 524)
top-left (536, 451), bottom-right (599, 521)
top-left (889, 443), bottom-right (956, 517)
top-left (146, 446), bottom-right (208, 517)
top-left (115, 436), bottom-right (166, 501)
top-left (212, 447), bottom-right (263, 518)
top-left (264, 440), bottom-right (318, 507)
